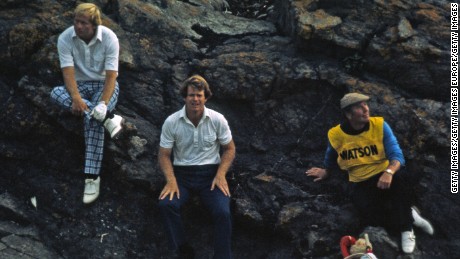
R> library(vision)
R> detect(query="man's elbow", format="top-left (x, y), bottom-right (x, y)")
top-left (223, 141), bottom-right (236, 153)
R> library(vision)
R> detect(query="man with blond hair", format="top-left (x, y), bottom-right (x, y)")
top-left (50, 3), bottom-right (123, 204)
top-left (158, 75), bottom-right (236, 259)
top-left (306, 93), bottom-right (434, 254)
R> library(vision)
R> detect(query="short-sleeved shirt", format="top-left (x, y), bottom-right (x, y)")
top-left (57, 25), bottom-right (119, 81)
top-left (160, 106), bottom-right (233, 166)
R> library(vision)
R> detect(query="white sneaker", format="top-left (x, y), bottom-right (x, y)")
top-left (103, 114), bottom-right (124, 139)
top-left (83, 177), bottom-right (100, 204)
top-left (411, 206), bottom-right (434, 235)
top-left (401, 230), bottom-right (416, 253)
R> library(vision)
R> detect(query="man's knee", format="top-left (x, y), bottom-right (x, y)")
top-left (210, 201), bottom-right (231, 219)
top-left (158, 198), bottom-right (181, 211)
top-left (50, 86), bottom-right (65, 100)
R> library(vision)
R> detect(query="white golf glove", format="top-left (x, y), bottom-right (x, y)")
top-left (90, 101), bottom-right (107, 121)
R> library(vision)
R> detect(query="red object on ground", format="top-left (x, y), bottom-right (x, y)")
top-left (340, 235), bottom-right (356, 257)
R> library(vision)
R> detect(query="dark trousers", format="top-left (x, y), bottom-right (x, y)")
top-left (158, 164), bottom-right (232, 259)
top-left (350, 170), bottom-right (414, 233)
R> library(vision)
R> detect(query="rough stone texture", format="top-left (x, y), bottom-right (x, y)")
top-left (0, 0), bottom-right (455, 258)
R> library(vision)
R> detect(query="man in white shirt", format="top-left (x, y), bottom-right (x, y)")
top-left (50, 3), bottom-right (123, 204)
top-left (158, 75), bottom-right (236, 259)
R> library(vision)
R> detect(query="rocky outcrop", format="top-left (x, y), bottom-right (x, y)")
top-left (0, 193), bottom-right (61, 258)
top-left (0, 0), bottom-right (455, 258)
top-left (272, 0), bottom-right (450, 99)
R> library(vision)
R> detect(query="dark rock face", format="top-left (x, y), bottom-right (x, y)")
top-left (0, 0), bottom-right (455, 258)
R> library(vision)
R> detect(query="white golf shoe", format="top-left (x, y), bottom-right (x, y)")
top-left (83, 177), bottom-right (100, 204)
top-left (411, 206), bottom-right (434, 235)
top-left (103, 114), bottom-right (124, 139)
top-left (401, 230), bottom-right (416, 253)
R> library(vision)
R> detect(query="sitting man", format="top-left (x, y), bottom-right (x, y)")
top-left (50, 3), bottom-right (123, 204)
top-left (158, 75), bottom-right (236, 259)
top-left (306, 93), bottom-right (434, 254)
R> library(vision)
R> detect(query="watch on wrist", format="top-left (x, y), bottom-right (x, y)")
top-left (384, 168), bottom-right (394, 175)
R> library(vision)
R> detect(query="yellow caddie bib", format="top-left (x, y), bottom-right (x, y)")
top-left (328, 117), bottom-right (389, 182)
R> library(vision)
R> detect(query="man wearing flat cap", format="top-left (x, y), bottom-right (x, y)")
top-left (306, 93), bottom-right (434, 254)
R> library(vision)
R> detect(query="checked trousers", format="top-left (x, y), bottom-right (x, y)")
top-left (50, 81), bottom-right (119, 175)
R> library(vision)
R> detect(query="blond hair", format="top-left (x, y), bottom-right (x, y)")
top-left (75, 3), bottom-right (102, 26)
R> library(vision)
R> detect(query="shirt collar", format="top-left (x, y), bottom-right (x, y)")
top-left (179, 105), bottom-right (209, 122)
top-left (95, 26), bottom-right (102, 41)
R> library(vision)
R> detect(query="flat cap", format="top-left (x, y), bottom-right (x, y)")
top-left (340, 93), bottom-right (370, 109)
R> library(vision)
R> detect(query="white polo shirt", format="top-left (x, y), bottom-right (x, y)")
top-left (160, 106), bottom-right (233, 166)
top-left (57, 25), bottom-right (119, 81)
